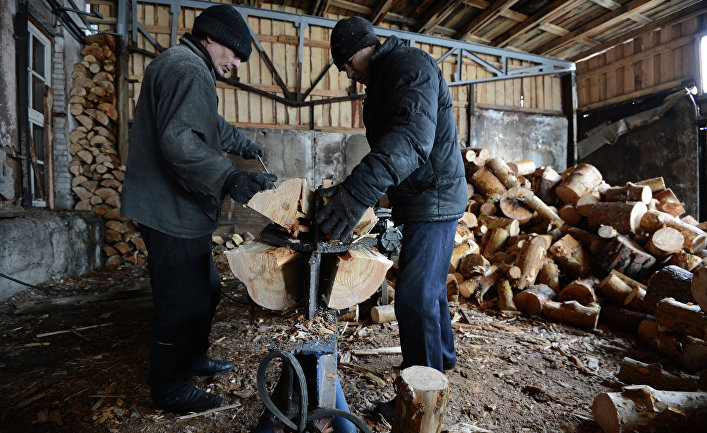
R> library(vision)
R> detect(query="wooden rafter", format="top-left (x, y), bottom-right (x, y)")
top-left (311, 0), bottom-right (332, 16)
top-left (569, 1), bottom-right (707, 62)
top-left (371, 0), bottom-right (397, 25)
top-left (490, 0), bottom-right (583, 48)
top-left (329, 0), bottom-right (372, 15)
top-left (533, 0), bottom-right (664, 56)
top-left (417, 0), bottom-right (463, 35)
top-left (588, 0), bottom-right (653, 24)
top-left (456, 0), bottom-right (521, 41)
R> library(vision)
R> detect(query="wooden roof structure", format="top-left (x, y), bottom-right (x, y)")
top-left (247, 0), bottom-right (705, 61)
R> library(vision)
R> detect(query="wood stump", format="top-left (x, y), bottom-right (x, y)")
top-left (393, 366), bottom-right (450, 433)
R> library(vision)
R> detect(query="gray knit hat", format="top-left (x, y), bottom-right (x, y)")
top-left (331, 16), bottom-right (380, 70)
top-left (193, 5), bottom-right (252, 62)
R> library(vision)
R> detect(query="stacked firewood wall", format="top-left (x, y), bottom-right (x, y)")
top-left (449, 148), bottom-right (707, 370)
top-left (69, 34), bottom-right (145, 267)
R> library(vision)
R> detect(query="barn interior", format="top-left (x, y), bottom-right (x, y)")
top-left (1, 1), bottom-right (707, 432)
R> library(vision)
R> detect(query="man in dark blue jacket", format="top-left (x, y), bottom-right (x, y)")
top-left (122, 5), bottom-right (276, 414)
top-left (319, 16), bottom-right (468, 422)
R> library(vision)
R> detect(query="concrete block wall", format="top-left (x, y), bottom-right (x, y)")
top-left (0, 210), bottom-right (104, 301)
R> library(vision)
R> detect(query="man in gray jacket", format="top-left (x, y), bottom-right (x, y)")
top-left (121, 5), bottom-right (276, 414)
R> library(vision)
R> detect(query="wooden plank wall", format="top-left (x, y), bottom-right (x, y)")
top-left (577, 11), bottom-right (706, 112)
top-left (96, 2), bottom-right (563, 144)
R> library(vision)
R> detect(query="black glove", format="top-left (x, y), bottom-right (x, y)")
top-left (316, 185), bottom-right (368, 241)
top-left (241, 140), bottom-right (264, 160)
top-left (225, 170), bottom-right (277, 204)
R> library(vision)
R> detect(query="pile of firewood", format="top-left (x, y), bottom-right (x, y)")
top-left (69, 34), bottom-right (144, 267)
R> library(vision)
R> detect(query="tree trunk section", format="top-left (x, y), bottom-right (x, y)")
top-left (487, 156), bottom-right (520, 189)
top-left (557, 277), bottom-right (600, 305)
top-left (654, 297), bottom-right (707, 339)
top-left (603, 182), bottom-right (652, 204)
top-left (470, 167), bottom-right (507, 202)
top-left (638, 319), bottom-right (707, 371)
top-left (644, 265), bottom-right (693, 313)
top-left (598, 270), bottom-right (646, 310)
top-left (548, 234), bottom-right (594, 278)
top-left (577, 201), bottom-right (647, 234)
top-left (591, 385), bottom-right (707, 433)
top-left (543, 300), bottom-right (600, 329)
top-left (393, 366), bottom-right (450, 433)
top-left (617, 357), bottom-right (700, 391)
top-left (555, 163), bottom-right (603, 204)
top-left (644, 227), bottom-right (685, 258)
top-left (640, 210), bottom-right (707, 253)
top-left (371, 304), bottom-right (396, 324)
top-left (514, 284), bottom-right (555, 315)
top-left (598, 235), bottom-right (656, 280)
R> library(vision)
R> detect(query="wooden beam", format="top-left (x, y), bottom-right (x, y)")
top-left (457, 0), bottom-right (521, 41)
top-left (491, 0), bottom-right (583, 48)
top-left (311, 0), bottom-right (332, 16)
top-left (588, 0), bottom-right (653, 24)
top-left (417, 0), bottom-right (463, 35)
top-left (533, 0), bottom-right (664, 55)
top-left (330, 0), bottom-right (372, 15)
top-left (580, 76), bottom-right (693, 111)
top-left (570, 1), bottom-right (707, 62)
top-left (371, 0), bottom-right (396, 25)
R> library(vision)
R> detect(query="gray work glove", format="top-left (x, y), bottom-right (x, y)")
top-left (316, 185), bottom-right (368, 241)
top-left (225, 170), bottom-right (277, 204)
top-left (241, 140), bottom-right (264, 160)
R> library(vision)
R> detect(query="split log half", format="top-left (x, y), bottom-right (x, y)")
top-left (532, 166), bottom-right (561, 205)
top-left (635, 176), bottom-right (666, 193)
top-left (514, 284), bottom-right (555, 315)
top-left (548, 234), bottom-right (594, 278)
top-left (577, 201), bottom-right (647, 234)
top-left (617, 357), bottom-right (700, 391)
top-left (644, 265), bottom-right (694, 314)
top-left (543, 300), bottom-right (600, 329)
top-left (591, 385), bottom-right (707, 433)
top-left (653, 188), bottom-right (686, 217)
top-left (225, 241), bottom-right (306, 310)
top-left (496, 278), bottom-right (517, 311)
top-left (555, 163), bottom-right (603, 204)
top-left (514, 236), bottom-right (550, 290)
top-left (482, 227), bottom-right (509, 258)
top-left (537, 258), bottom-right (561, 292)
top-left (325, 247), bottom-right (393, 310)
top-left (393, 366), bottom-right (450, 433)
top-left (560, 226), bottom-right (606, 255)
top-left (449, 240), bottom-right (480, 273)
top-left (247, 178), bottom-right (313, 234)
top-left (655, 297), bottom-right (707, 339)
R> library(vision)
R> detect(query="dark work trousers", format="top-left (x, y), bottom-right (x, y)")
top-left (139, 225), bottom-right (221, 394)
top-left (394, 220), bottom-right (457, 372)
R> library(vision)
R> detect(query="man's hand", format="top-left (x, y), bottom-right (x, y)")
top-left (226, 171), bottom-right (277, 204)
top-left (316, 185), bottom-right (368, 241)
top-left (241, 140), bottom-right (264, 160)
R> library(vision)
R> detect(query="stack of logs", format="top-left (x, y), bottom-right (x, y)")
top-left (69, 34), bottom-right (144, 267)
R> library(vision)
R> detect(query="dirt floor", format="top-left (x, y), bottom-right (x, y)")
top-left (0, 257), bottom-right (667, 433)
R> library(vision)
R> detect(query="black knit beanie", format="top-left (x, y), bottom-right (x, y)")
top-left (193, 5), bottom-right (252, 62)
top-left (331, 16), bottom-right (380, 70)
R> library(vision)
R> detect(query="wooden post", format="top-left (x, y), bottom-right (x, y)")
top-left (393, 366), bottom-right (450, 433)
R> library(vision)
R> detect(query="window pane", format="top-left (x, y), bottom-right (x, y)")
top-left (32, 76), bottom-right (44, 114)
top-left (32, 123), bottom-right (45, 161)
top-left (32, 35), bottom-right (45, 76)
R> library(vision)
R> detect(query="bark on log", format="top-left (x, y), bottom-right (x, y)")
top-left (543, 300), bottom-right (600, 329)
top-left (225, 242), bottom-right (306, 311)
top-left (598, 235), bottom-right (656, 280)
top-left (482, 228), bottom-right (509, 258)
top-left (470, 167), bottom-right (507, 202)
top-left (600, 304), bottom-right (653, 333)
top-left (449, 240), bottom-right (480, 273)
top-left (559, 204), bottom-right (582, 226)
top-left (514, 284), bottom-right (555, 315)
top-left (487, 156), bottom-right (520, 189)
top-left (537, 258), bottom-right (561, 292)
top-left (591, 385), bottom-right (707, 433)
top-left (603, 182), bottom-right (652, 204)
top-left (326, 247), bottom-right (393, 310)
top-left (638, 319), bottom-right (707, 371)
top-left (655, 297), bottom-right (707, 339)
top-left (371, 304), bottom-right (396, 324)
top-left (532, 166), bottom-right (561, 205)
top-left (577, 201), bottom-right (647, 234)
top-left (496, 278), bottom-right (517, 311)
top-left (644, 265), bottom-right (693, 313)
top-left (669, 251), bottom-right (703, 272)
top-left (635, 176), bottom-right (666, 193)
top-left (555, 163), bottom-right (603, 204)
top-left (692, 266), bottom-right (707, 312)
top-left (560, 226), bottom-right (606, 255)
top-left (477, 215), bottom-right (520, 236)
top-left (508, 160), bottom-right (536, 177)
top-left (446, 274), bottom-right (459, 303)
top-left (653, 188), bottom-right (686, 217)
top-left (515, 237), bottom-right (549, 290)
top-left (557, 277), bottom-right (600, 305)
top-left (548, 234), bottom-right (594, 278)
top-left (393, 366), bottom-right (450, 433)
top-left (617, 357), bottom-right (700, 391)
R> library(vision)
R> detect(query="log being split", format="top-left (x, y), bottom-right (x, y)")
top-left (654, 297), bottom-right (707, 339)
top-left (617, 357), bottom-right (701, 391)
top-left (225, 241), bottom-right (306, 310)
top-left (325, 247), bottom-right (393, 310)
top-left (543, 300), bottom-right (600, 329)
top-left (591, 385), bottom-right (707, 433)
top-left (247, 178), bottom-right (313, 235)
top-left (393, 366), bottom-right (450, 433)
